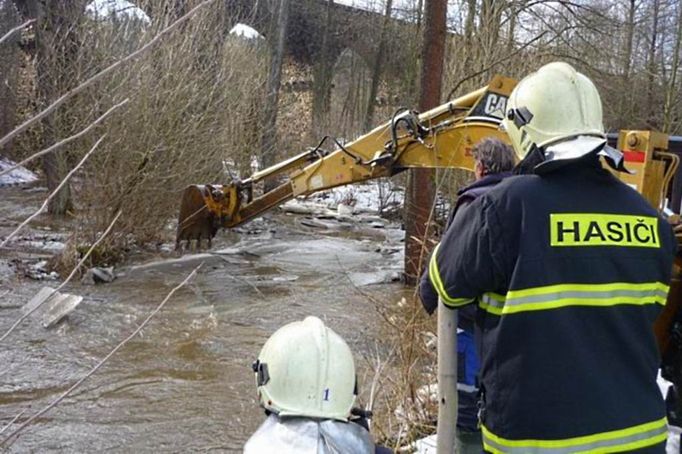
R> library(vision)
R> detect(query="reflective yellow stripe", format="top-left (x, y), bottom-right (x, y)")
top-left (507, 282), bottom-right (670, 299)
top-left (550, 213), bottom-right (659, 248)
top-left (478, 282), bottom-right (669, 315)
top-left (482, 417), bottom-right (667, 453)
top-left (479, 293), bottom-right (506, 315)
top-left (428, 243), bottom-right (474, 307)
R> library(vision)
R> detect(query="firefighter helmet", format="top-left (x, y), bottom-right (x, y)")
top-left (252, 316), bottom-right (356, 421)
top-left (502, 62), bottom-right (624, 173)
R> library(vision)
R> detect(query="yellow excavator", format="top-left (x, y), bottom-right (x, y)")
top-left (176, 75), bottom-right (682, 431)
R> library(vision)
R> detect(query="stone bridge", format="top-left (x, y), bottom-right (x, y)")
top-left (139, 0), bottom-right (414, 68)
top-left (136, 0), bottom-right (417, 137)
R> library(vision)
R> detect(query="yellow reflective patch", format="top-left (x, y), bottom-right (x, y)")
top-left (550, 213), bottom-right (659, 248)
top-left (481, 417), bottom-right (667, 452)
top-left (428, 243), bottom-right (473, 307)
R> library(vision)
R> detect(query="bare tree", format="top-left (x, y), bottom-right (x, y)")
top-left (404, 0), bottom-right (445, 283)
top-left (13, 0), bottom-right (88, 215)
top-left (260, 0), bottom-right (290, 184)
top-left (364, 0), bottom-right (393, 131)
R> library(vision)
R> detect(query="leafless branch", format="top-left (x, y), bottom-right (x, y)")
top-left (0, 100), bottom-right (129, 179)
top-left (0, 135), bottom-right (106, 250)
top-left (0, 264), bottom-right (202, 448)
top-left (0, 0), bottom-right (215, 149)
top-left (0, 408), bottom-right (27, 436)
top-left (446, 30), bottom-right (549, 100)
top-left (0, 19), bottom-right (34, 47)
top-left (0, 210), bottom-right (122, 345)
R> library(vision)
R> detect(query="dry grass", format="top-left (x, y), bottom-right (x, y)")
top-left (75, 10), bottom-right (267, 248)
top-left (355, 287), bottom-right (439, 451)
top-left (7, 4), bottom-right (270, 262)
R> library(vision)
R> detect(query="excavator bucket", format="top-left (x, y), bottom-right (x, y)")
top-left (176, 185), bottom-right (220, 250)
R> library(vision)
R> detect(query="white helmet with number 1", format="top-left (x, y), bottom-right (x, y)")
top-left (252, 316), bottom-right (356, 421)
top-left (502, 62), bottom-right (626, 173)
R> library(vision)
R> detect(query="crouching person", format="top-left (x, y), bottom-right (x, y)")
top-left (244, 316), bottom-right (390, 454)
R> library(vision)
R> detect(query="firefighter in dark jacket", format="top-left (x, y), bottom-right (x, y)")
top-left (423, 61), bottom-right (677, 453)
top-left (420, 138), bottom-right (515, 453)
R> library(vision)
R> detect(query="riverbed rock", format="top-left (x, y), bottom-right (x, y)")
top-left (80, 266), bottom-right (116, 285)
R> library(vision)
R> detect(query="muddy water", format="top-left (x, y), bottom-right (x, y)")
top-left (0, 197), bottom-right (410, 452)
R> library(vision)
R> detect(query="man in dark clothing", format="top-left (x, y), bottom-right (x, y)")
top-left (421, 138), bottom-right (516, 314)
top-left (420, 137), bottom-right (515, 453)
top-left (424, 62), bottom-right (676, 453)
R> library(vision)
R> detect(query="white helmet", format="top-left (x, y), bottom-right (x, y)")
top-left (252, 316), bottom-right (357, 421)
top-left (502, 61), bottom-right (626, 173)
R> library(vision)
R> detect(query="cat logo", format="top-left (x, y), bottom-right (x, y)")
top-left (483, 93), bottom-right (507, 119)
top-left (470, 92), bottom-right (508, 120)
top-left (550, 213), bottom-right (659, 248)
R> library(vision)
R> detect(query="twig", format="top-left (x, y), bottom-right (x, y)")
top-left (0, 264), bottom-right (203, 448)
top-left (0, 135), bottom-right (106, 250)
top-left (0, 19), bottom-right (34, 47)
top-left (0, 408), bottom-right (27, 436)
top-left (445, 30), bottom-right (549, 100)
top-left (0, 100), bottom-right (129, 179)
top-left (0, 210), bottom-right (122, 345)
top-left (0, 0), bottom-right (215, 149)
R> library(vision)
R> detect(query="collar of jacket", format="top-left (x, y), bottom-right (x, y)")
top-left (457, 172), bottom-right (513, 197)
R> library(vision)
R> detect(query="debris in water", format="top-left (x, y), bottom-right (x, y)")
top-left (25, 261), bottom-right (59, 281)
top-left (348, 270), bottom-right (401, 286)
top-left (22, 286), bottom-right (83, 328)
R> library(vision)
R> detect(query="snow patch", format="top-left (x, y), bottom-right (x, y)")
top-left (86, 0), bottom-right (150, 23)
top-left (282, 182), bottom-right (403, 216)
top-left (229, 23), bottom-right (264, 40)
top-left (0, 156), bottom-right (38, 186)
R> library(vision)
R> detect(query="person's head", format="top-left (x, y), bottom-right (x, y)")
top-left (501, 61), bottom-right (623, 174)
top-left (252, 316), bottom-right (356, 421)
top-left (472, 138), bottom-right (516, 180)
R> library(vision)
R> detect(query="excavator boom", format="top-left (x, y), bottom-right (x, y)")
top-left (176, 75), bottom-right (516, 248)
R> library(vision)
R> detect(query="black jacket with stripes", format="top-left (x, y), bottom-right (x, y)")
top-left (428, 157), bottom-right (676, 452)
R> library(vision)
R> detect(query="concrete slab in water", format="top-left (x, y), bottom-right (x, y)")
top-left (22, 286), bottom-right (83, 328)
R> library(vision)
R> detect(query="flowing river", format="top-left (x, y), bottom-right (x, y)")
top-left (0, 186), bottom-right (409, 452)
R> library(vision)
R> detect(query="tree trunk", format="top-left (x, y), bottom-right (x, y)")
top-left (404, 0), bottom-right (446, 284)
top-left (311, 0), bottom-right (335, 138)
top-left (14, 0), bottom-right (84, 215)
top-left (259, 0), bottom-right (290, 184)
top-left (463, 0), bottom-right (476, 67)
top-left (647, 0), bottom-right (660, 128)
top-left (619, 0), bottom-right (636, 128)
top-left (663, 1), bottom-right (682, 133)
top-left (363, 0), bottom-right (393, 131)
top-left (480, 0), bottom-right (503, 65)
top-left (506, 2), bottom-right (516, 55)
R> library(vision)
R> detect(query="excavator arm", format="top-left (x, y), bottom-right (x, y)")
top-left (176, 75), bottom-right (516, 248)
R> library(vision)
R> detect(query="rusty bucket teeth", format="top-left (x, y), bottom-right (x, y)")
top-left (176, 185), bottom-right (218, 249)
